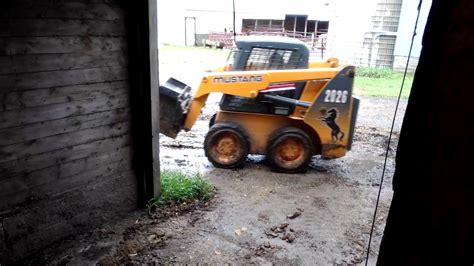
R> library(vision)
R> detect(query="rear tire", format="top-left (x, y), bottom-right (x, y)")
top-left (267, 127), bottom-right (313, 173)
top-left (204, 123), bottom-right (249, 169)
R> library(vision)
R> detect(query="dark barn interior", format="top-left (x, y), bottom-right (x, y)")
top-left (377, 0), bottom-right (474, 264)
top-left (0, 0), bottom-right (473, 264)
top-left (0, 0), bottom-right (159, 262)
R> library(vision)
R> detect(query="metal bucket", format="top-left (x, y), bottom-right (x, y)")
top-left (159, 78), bottom-right (192, 138)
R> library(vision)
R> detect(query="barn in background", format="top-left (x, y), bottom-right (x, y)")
top-left (158, 0), bottom-right (431, 71)
top-left (0, 0), bottom-right (160, 261)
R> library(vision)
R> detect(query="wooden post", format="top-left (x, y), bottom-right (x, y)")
top-left (304, 18), bottom-right (308, 37)
top-left (184, 17), bottom-right (187, 46)
top-left (293, 16), bottom-right (296, 37)
top-left (193, 17), bottom-right (197, 46)
top-left (149, 0), bottom-right (160, 197)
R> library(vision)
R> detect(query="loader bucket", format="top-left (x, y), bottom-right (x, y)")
top-left (159, 78), bottom-right (192, 138)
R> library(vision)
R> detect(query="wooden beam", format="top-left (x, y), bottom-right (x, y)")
top-left (149, 0), bottom-right (160, 197)
top-left (0, 134), bottom-right (132, 178)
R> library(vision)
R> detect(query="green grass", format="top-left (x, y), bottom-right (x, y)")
top-left (354, 67), bottom-right (414, 98)
top-left (148, 169), bottom-right (215, 208)
top-left (356, 66), bottom-right (394, 78)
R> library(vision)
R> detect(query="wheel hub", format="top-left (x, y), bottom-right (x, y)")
top-left (275, 137), bottom-right (305, 168)
top-left (212, 133), bottom-right (241, 163)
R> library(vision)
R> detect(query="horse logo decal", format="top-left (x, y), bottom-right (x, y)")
top-left (320, 108), bottom-right (345, 142)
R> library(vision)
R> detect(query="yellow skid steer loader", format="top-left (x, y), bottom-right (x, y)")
top-left (159, 36), bottom-right (359, 173)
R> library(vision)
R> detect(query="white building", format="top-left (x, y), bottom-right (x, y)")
top-left (393, 0), bottom-right (431, 72)
top-left (158, 0), bottom-right (332, 45)
top-left (326, 0), bottom-right (432, 71)
top-left (158, 0), bottom-right (432, 71)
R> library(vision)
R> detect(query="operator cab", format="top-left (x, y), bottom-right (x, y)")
top-left (225, 36), bottom-right (310, 70)
top-left (220, 36), bottom-right (311, 115)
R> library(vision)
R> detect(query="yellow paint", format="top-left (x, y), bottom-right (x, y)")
top-left (308, 58), bottom-right (339, 68)
top-left (192, 68), bottom-right (341, 99)
top-left (216, 111), bottom-right (314, 154)
top-left (183, 95), bottom-right (208, 130)
top-left (321, 145), bottom-right (347, 158)
top-left (184, 67), bottom-right (342, 131)
top-left (181, 62), bottom-right (353, 159)
top-left (292, 80), bottom-right (327, 118)
top-left (214, 66), bottom-right (225, 72)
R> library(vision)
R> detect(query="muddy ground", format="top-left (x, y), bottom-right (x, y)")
top-left (27, 47), bottom-right (408, 265)
top-left (153, 95), bottom-right (405, 265)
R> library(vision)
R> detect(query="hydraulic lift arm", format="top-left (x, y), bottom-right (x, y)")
top-left (183, 67), bottom-right (342, 130)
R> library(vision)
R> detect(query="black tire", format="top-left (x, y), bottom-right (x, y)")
top-left (204, 122), bottom-right (250, 169)
top-left (209, 113), bottom-right (217, 128)
top-left (266, 127), bottom-right (314, 173)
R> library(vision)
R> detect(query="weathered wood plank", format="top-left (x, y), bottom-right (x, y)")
top-left (6, 0), bottom-right (123, 5)
top-left (2, 81), bottom-right (128, 110)
top-left (0, 66), bottom-right (127, 92)
top-left (0, 19), bottom-right (11, 37)
top-left (0, 55), bottom-right (12, 74)
top-left (4, 1), bottom-right (125, 21)
top-left (57, 146), bottom-right (133, 181)
top-left (0, 145), bottom-right (133, 206)
top-left (0, 164), bottom-right (135, 211)
top-left (44, 158), bottom-right (133, 198)
top-left (0, 120), bottom-right (131, 163)
top-left (0, 36), bottom-right (127, 56)
top-left (0, 165), bottom-right (58, 207)
top-left (0, 51), bottom-right (128, 75)
top-left (2, 169), bottom-right (136, 258)
top-left (0, 0), bottom-right (137, 260)
top-left (0, 18), bottom-right (126, 37)
top-left (0, 133), bottom-right (131, 179)
top-left (0, 93), bottom-right (129, 129)
top-left (0, 107), bottom-right (130, 146)
top-left (0, 93), bottom-right (4, 112)
top-left (0, 219), bottom-right (6, 257)
top-left (10, 158), bottom-right (133, 206)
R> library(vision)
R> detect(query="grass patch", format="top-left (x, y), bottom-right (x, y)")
top-left (148, 169), bottom-right (215, 209)
top-left (354, 67), bottom-right (414, 98)
top-left (356, 66), bottom-right (393, 78)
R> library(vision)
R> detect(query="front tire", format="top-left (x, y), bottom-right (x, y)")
top-left (204, 123), bottom-right (249, 169)
top-left (267, 127), bottom-right (313, 173)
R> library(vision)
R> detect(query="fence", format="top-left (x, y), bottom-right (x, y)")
top-left (207, 31), bottom-right (328, 59)
top-left (205, 30), bottom-right (417, 72)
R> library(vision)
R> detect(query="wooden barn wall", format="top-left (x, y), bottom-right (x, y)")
top-left (0, 0), bottom-right (138, 259)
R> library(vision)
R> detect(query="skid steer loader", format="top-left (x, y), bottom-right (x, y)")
top-left (159, 36), bottom-right (359, 173)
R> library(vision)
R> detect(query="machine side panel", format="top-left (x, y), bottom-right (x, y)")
top-left (304, 66), bottom-right (355, 158)
top-left (215, 111), bottom-right (310, 154)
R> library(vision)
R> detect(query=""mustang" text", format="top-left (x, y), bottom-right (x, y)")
top-left (213, 75), bottom-right (263, 83)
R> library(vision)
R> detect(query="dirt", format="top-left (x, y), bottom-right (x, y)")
top-left (155, 109), bottom-right (401, 265)
top-left (154, 84), bottom-right (407, 264)
top-left (24, 48), bottom-right (408, 265)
